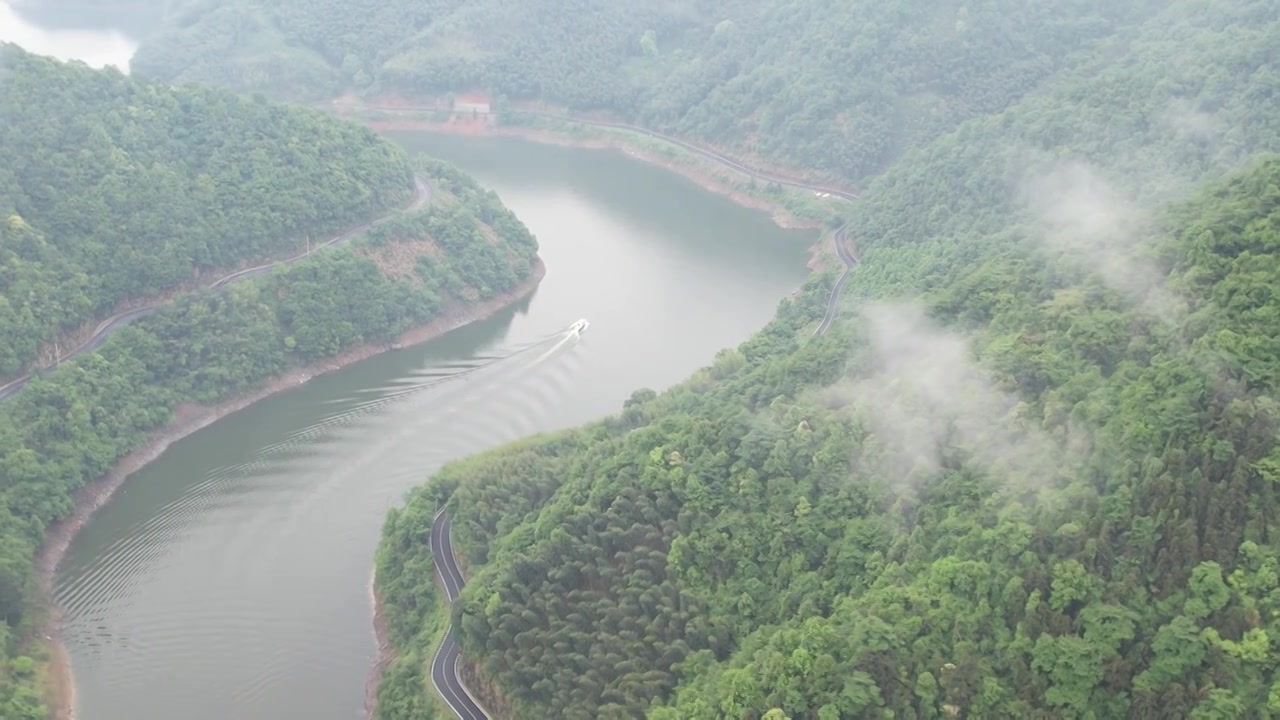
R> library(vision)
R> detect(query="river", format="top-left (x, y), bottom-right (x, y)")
top-left (46, 116), bottom-right (813, 719)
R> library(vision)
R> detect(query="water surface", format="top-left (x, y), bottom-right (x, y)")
top-left (55, 134), bottom-right (814, 719)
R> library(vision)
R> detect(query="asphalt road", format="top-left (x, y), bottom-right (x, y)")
top-left (814, 223), bottom-right (858, 337)
top-left (0, 176), bottom-right (430, 403)
top-left (426, 216), bottom-right (854, 717)
top-left (513, 110), bottom-right (861, 202)
top-left (430, 510), bottom-right (489, 720)
top-left (396, 117), bottom-right (862, 716)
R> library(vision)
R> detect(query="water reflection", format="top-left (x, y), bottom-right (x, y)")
top-left (0, 1), bottom-right (137, 71)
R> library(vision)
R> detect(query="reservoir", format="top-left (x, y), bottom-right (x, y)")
top-left (52, 132), bottom-right (814, 719)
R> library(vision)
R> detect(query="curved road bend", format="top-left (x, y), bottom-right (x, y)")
top-left (0, 176), bottom-right (431, 403)
top-left (390, 118), bottom-right (861, 715)
top-left (430, 510), bottom-right (489, 720)
top-left (426, 226), bottom-right (855, 720)
top-left (814, 223), bottom-right (858, 337)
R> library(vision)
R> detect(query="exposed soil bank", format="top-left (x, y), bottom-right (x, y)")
top-left (37, 258), bottom-right (546, 720)
top-left (350, 107), bottom-right (841, 720)
top-left (341, 112), bottom-right (827, 235)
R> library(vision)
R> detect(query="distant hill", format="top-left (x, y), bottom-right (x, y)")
top-left (32, 1), bottom-right (1280, 717)
top-left (371, 2), bottom-right (1280, 719)
top-left (130, 0), bottom-right (1171, 183)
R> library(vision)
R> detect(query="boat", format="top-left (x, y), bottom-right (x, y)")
top-left (570, 318), bottom-right (589, 334)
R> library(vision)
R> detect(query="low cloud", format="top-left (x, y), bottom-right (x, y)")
top-left (1159, 98), bottom-right (1226, 146)
top-left (1021, 158), bottom-right (1183, 323)
top-left (822, 303), bottom-right (1066, 492)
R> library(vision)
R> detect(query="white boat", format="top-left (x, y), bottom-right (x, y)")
top-left (570, 318), bottom-right (589, 334)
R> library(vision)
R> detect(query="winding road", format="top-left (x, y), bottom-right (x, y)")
top-left (17, 96), bottom-right (854, 716)
top-left (0, 175), bottom-right (430, 403)
top-left (425, 224), bottom-right (855, 720)
top-left (814, 223), bottom-right (858, 337)
top-left (430, 510), bottom-right (490, 720)
top-left (409, 117), bottom-right (859, 720)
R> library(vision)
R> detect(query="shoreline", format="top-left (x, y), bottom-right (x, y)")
top-left (366, 529), bottom-right (455, 719)
top-left (354, 113), bottom-right (837, 720)
top-left (34, 106), bottom-right (836, 719)
top-left (36, 258), bottom-right (546, 720)
top-left (344, 114), bottom-right (827, 234)
top-left (365, 553), bottom-right (445, 718)
top-left (367, 575), bottom-right (390, 717)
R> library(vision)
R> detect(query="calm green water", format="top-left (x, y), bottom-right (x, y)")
top-left (52, 132), bottom-right (813, 719)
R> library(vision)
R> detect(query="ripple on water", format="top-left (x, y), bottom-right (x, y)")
top-left (257, 337), bottom-right (550, 454)
top-left (505, 341), bottom-right (584, 438)
top-left (55, 325), bottom-right (589, 719)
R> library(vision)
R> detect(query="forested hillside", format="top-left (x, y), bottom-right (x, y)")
top-left (0, 153), bottom-right (539, 719)
top-left (131, 0), bottom-right (1185, 183)
top-left (374, 2), bottom-right (1280, 719)
top-left (0, 43), bottom-right (414, 378)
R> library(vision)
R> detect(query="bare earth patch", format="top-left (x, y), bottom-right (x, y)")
top-left (359, 237), bottom-right (444, 282)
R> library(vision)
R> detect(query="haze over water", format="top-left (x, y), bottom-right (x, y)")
top-left (53, 130), bottom-right (813, 719)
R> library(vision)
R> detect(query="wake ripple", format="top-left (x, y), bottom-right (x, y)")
top-left (54, 322), bottom-right (588, 718)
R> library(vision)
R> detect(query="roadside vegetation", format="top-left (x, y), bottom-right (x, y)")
top-left (0, 44), bottom-right (413, 378)
top-left (370, 2), bottom-right (1280, 718)
top-left (9, 0), bottom-right (1280, 717)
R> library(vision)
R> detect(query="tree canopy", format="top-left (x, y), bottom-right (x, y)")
top-left (131, 0), bottom-right (1195, 185)
top-left (0, 43), bottom-right (414, 378)
top-left (372, 2), bottom-right (1280, 718)
top-left (0, 49), bottom-right (539, 714)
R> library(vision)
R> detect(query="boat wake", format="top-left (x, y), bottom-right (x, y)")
top-left (226, 320), bottom-right (589, 466)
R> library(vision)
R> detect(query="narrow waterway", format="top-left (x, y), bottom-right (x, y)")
top-left (53, 133), bottom-right (813, 719)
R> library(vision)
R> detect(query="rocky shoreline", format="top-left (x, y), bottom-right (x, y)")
top-left (37, 258), bottom-right (545, 720)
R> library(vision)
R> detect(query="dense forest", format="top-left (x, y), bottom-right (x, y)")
top-left (128, 0), bottom-right (1203, 183)
top-left (0, 43), bottom-right (414, 379)
top-left (0, 96), bottom-right (539, 720)
top-left (372, 2), bottom-right (1280, 719)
